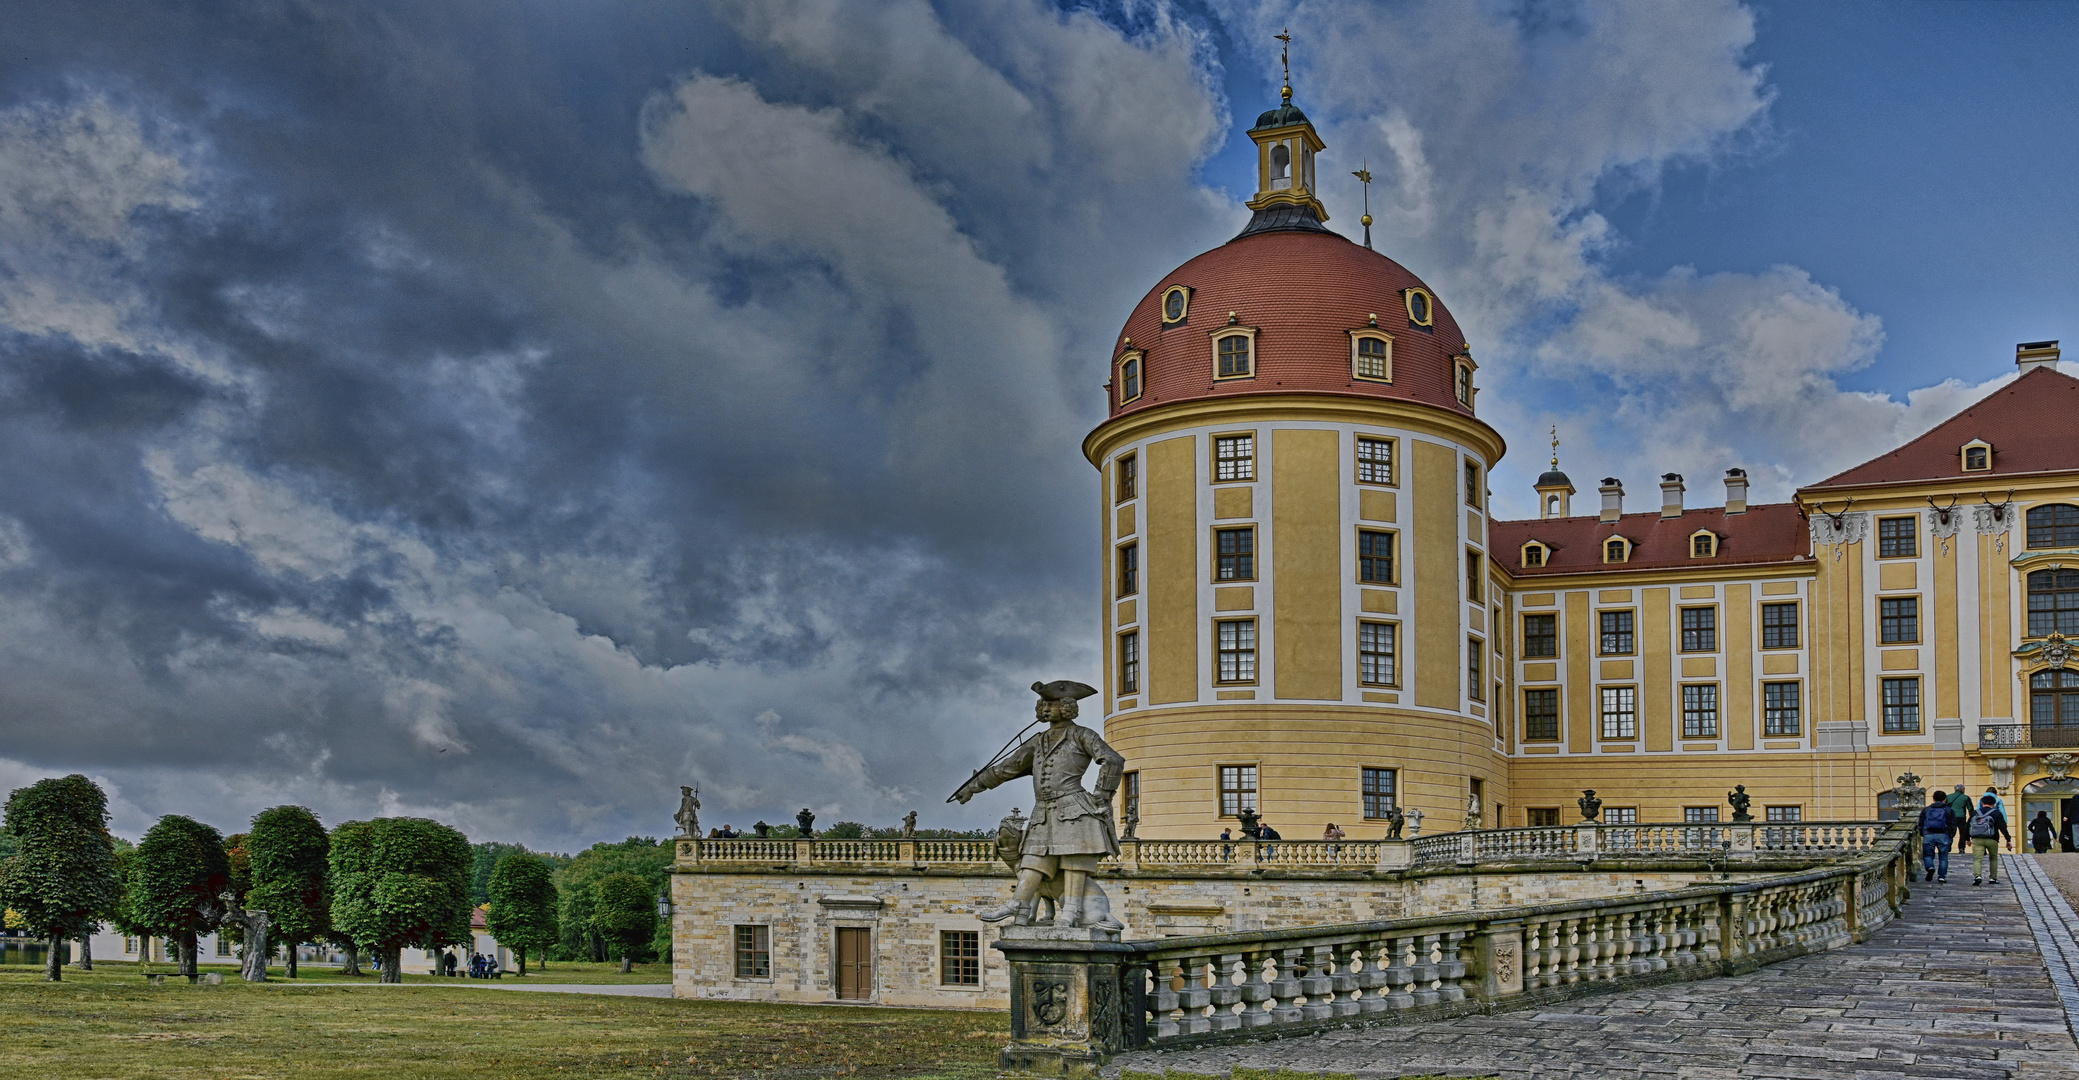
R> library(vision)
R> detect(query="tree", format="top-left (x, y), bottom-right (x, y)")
top-left (469, 841), bottom-right (529, 905)
top-left (247, 806), bottom-right (330, 978)
top-left (128, 815), bottom-right (232, 979)
top-left (555, 837), bottom-right (668, 962)
top-left (590, 871), bottom-right (657, 973)
top-left (0, 775), bottom-right (120, 981)
top-left (329, 818), bottom-right (472, 983)
top-left (484, 851), bottom-right (559, 975)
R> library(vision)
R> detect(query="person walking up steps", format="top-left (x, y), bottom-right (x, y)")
top-left (1916, 790), bottom-right (1955, 883)
top-left (2028, 810), bottom-right (2055, 854)
top-left (1967, 794), bottom-right (2010, 886)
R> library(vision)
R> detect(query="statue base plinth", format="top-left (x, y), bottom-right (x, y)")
top-left (999, 925), bottom-right (1121, 944)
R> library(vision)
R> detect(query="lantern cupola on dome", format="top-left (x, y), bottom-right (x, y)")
top-left (1240, 29), bottom-right (1328, 237)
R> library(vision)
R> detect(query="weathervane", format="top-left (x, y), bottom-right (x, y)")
top-left (1550, 425), bottom-right (1561, 471)
top-left (1352, 161), bottom-right (1374, 249)
top-left (1276, 27), bottom-right (1293, 102)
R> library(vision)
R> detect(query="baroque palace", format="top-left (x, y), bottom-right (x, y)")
top-left (1089, 90), bottom-right (2079, 843)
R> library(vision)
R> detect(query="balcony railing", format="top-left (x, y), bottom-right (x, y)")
top-left (1979, 723), bottom-right (2079, 750)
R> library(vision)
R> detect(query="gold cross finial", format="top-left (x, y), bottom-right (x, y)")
top-left (1550, 425), bottom-right (1561, 470)
top-left (1276, 28), bottom-right (1293, 101)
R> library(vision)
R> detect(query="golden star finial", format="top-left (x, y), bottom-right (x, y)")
top-left (1276, 28), bottom-right (1293, 101)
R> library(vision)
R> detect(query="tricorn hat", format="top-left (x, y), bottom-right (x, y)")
top-left (1032, 680), bottom-right (1099, 702)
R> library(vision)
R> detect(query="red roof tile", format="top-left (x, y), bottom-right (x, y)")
top-left (1108, 231), bottom-right (1473, 420)
top-left (1492, 503), bottom-right (1810, 577)
top-left (1803, 367), bottom-right (2079, 492)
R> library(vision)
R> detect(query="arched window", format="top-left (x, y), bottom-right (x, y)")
top-left (1269, 143), bottom-right (1291, 186)
top-left (2031, 669), bottom-right (2079, 729)
top-left (2027, 504), bottom-right (2079, 548)
top-left (2027, 568), bottom-right (2079, 638)
top-left (1216, 334), bottom-right (1253, 378)
top-left (1118, 355), bottom-right (1142, 405)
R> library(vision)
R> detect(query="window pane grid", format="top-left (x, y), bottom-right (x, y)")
top-left (2027, 505), bottom-right (2079, 548)
top-left (1356, 438), bottom-right (1392, 484)
top-left (1119, 358), bottom-right (1142, 403)
top-left (1356, 337), bottom-right (1389, 380)
top-left (1877, 517), bottom-right (1917, 558)
top-left (1217, 620), bottom-right (1257, 683)
top-left (1763, 682), bottom-right (1802, 736)
top-left (940, 931), bottom-right (980, 986)
top-left (1682, 684), bottom-right (1719, 738)
top-left (1879, 597), bottom-right (1918, 643)
top-left (1766, 806), bottom-right (1802, 822)
top-left (1361, 767), bottom-right (1397, 819)
top-left (1599, 611), bottom-right (1634, 655)
top-left (1680, 607), bottom-right (1716, 652)
top-left (1116, 455), bottom-right (1137, 501)
top-left (1467, 640), bottom-right (1483, 700)
top-left (1216, 527), bottom-right (1254, 580)
top-left (1881, 677), bottom-right (1921, 733)
top-left (1217, 335), bottom-right (1252, 378)
top-left (1762, 603), bottom-right (1799, 648)
top-left (1118, 632), bottom-right (1139, 695)
top-left (1522, 614), bottom-right (1557, 657)
top-left (1600, 686), bottom-right (1637, 739)
top-left (735, 925), bottom-right (771, 978)
top-left (1358, 530), bottom-right (1394, 583)
top-left (1359, 622), bottom-right (1396, 686)
top-left (1214, 434), bottom-right (1254, 481)
top-left (2027, 569), bottom-right (2079, 637)
top-left (1219, 765), bottom-right (1258, 817)
top-left (1118, 543), bottom-right (1137, 596)
top-left (1524, 688), bottom-right (1559, 741)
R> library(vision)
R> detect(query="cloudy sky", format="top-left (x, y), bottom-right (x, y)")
top-left (2, 1), bottom-right (2074, 850)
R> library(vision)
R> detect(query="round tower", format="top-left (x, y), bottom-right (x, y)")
top-left (1090, 93), bottom-right (1508, 839)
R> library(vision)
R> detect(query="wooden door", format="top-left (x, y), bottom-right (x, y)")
top-left (835, 928), bottom-right (872, 1000)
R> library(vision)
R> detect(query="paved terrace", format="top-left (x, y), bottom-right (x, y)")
top-left (1108, 853), bottom-right (2079, 1080)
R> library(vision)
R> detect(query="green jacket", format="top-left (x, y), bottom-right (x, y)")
top-left (1947, 791), bottom-right (1973, 822)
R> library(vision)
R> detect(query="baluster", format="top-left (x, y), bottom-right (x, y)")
top-left (1205, 951), bottom-right (1242, 1032)
top-left (1438, 930), bottom-right (1469, 1002)
top-left (1329, 941), bottom-right (1363, 1017)
top-left (1297, 944), bottom-right (1335, 1021)
top-left (1410, 933), bottom-right (1442, 1005)
top-left (1383, 935), bottom-right (1416, 1009)
top-left (1594, 914), bottom-right (1620, 981)
top-left (1236, 950), bottom-right (1274, 1029)
top-left (1149, 957), bottom-right (1181, 1039)
top-left (1355, 936), bottom-right (1391, 1013)
top-left (1268, 947), bottom-right (1304, 1025)
top-left (1521, 921), bottom-right (1545, 989)
top-left (1176, 953), bottom-right (1212, 1034)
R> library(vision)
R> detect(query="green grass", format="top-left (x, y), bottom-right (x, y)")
top-left (66, 958), bottom-right (670, 985)
top-left (0, 964), bottom-right (1008, 1079)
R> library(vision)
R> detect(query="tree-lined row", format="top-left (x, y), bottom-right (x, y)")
top-left (0, 775), bottom-right (661, 981)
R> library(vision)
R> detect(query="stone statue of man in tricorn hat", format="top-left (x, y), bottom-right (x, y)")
top-left (952, 680), bottom-right (1125, 930)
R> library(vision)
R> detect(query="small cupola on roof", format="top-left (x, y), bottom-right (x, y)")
top-left (1535, 427), bottom-right (1575, 520)
top-left (1238, 30), bottom-right (1329, 238)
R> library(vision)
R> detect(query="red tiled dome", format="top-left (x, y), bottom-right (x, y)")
top-left (1108, 230), bottom-right (1471, 419)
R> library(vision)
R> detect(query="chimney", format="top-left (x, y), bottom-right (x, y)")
top-left (1724, 468), bottom-right (1749, 514)
top-left (2017, 340), bottom-right (2060, 374)
top-left (1599, 478), bottom-right (1624, 523)
top-left (1659, 473), bottom-right (1685, 519)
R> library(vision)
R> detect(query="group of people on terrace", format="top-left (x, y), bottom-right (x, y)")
top-left (1914, 782), bottom-right (2071, 886)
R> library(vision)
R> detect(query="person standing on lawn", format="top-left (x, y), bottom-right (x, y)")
top-left (1967, 794), bottom-right (2010, 886)
top-left (1916, 790), bottom-right (1955, 882)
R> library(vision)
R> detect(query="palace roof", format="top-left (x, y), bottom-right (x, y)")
top-left (1802, 366), bottom-right (2079, 492)
top-left (1492, 503), bottom-right (1810, 577)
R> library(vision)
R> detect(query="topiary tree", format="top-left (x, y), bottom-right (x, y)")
top-left (247, 806), bottom-right (329, 978)
top-left (0, 775), bottom-right (120, 981)
top-left (485, 851), bottom-right (559, 975)
top-left (127, 815), bottom-right (232, 979)
top-left (591, 871), bottom-right (658, 973)
top-left (329, 818), bottom-right (472, 983)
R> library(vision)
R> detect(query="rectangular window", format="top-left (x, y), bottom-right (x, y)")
top-left (1119, 357), bottom-right (1142, 405)
top-left (1216, 619), bottom-right (1257, 683)
top-left (1761, 602), bottom-right (1799, 648)
top-left (1680, 607), bottom-right (1717, 652)
top-left (1528, 808), bottom-right (1561, 827)
top-left (1599, 610), bottom-right (1635, 655)
top-left (1605, 807), bottom-right (1639, 824)
top-left (1361, 767), bottom-right (1397, 819)
top-left (1358, 530), bottom-right (1395, 583)
top-left (1523, 688), bottom-right (1560, 741)
top-left (1355, 336), bottom-right (1390, 380)
top-left (1522, 543), bottom-right (1546, 567)
top-left (1466, 551), bottom-right (1483, 602)
top-left (1468, 640), bottom-right (1483, 700)
top-left (1600, 686), bottom-right (1637, 740)
top-left (940, 930), bottom-right (981, 986)
top-left (1681, 684), bottom-right (1720, 738)
top-left (735, 925), bottom-right (772, 978)
top-left (1877, 516), bottom-right (1917, 558)
top-left (1117, 542), bottom-right (1138, 597)
top-left (1762, 682), bottom-right (1802, 736)
top-left (1358, 621), bottom-right (1397, 686)
top-left (216, 937), bottom-right (232, 958)
top-left (1465, 461), bottom-right (1481, 507)
top-left (1355, 436), bottom-right (1393, 484)
top-left (1684, 807), bottom-right (1721, 824)
top-left (1219, 764), bottom-right (1259, 817)
top-left (1880, 596), bottom-right (1919, 644)
top-left (1213, 434), bottom-right (1254, 481)
top-left (1217, 334), bottom-right (1253, 378)
top-left (1118, 632), bottom-right (1140, 695)
top-left (1215, 527), bottom-right (1255, 581)
top-left (1522, 613), bottom-right (1557, 657)
top-left (1881, 677), bottom-right (1921, 733)
top-left (1122, 771), bottom-right (1140, 822)
top-left (1765, 805), bottom-right (1803, 822)
top-left (124, 937), bottom-right (138, 956)
top-left (1116, 454), bottom-right (1137, 502)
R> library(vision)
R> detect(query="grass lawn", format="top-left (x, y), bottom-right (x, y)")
top-left (171, 959), bottom-right (675, 985)
top-left (0, 963), bottom-right (1007, 1079)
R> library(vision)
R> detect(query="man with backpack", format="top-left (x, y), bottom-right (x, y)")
top-left (1966, 793), bottom-right (2010, 886)
top-left (1916, 790), bottom-right (1955, 883)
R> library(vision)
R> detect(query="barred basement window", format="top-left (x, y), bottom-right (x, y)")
top-left (1761, 602), bottom-right (1799, 648)
top-left (940, 930), bottom-right (981, 986)
top-left (1600, 686), bottom-right (1637, 740)
top-left (1219, 765), bottom-right (1259, 817)
top-left (1522, 613), bottom-right (1557, 657)
top-left (1118, 632), bottom-right (1140, 695)
top-left (1216, 527), bottom-right (1255, 581)
top-left (1358, 621), bottom-right (1397, 686)
top-left (1523, 688), bottom-right (1559, 741)
top-left (1763, 682), bottom-right (1802, 736)
top-left (1358, 530), bottom-right (1395, 583)
top-left (735, 925), bottom-right (772, 978)
top-left (1355, 437), bottom-right (1393, 484)
top-left (1216, 619), bottom-right (1257, 683)
top-left (1361, 767), bottom-right (1397, 819)
top-left (1880, 596), bottom-right (1919, 643)
top-left (1214, 434), bottom-right (1254, 481)
top-left (1682, 684), bottom-right (1719, 738)
top-left (1881, 677), bottom-right (1921, 733)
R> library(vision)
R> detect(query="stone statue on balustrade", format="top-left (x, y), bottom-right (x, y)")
top-left (1463, 790), bottom-right (1483, 832)
top-left (951, 680), bottom-right (1125, 931)
top-left (674, 785), bottom-right (700, 839)
top-left (1577, 789), bottom-right (1602, 822)
top-left (902, 810), bottom-right (918, 838)
top-left (1385, 805), bottom-right (1405, 839)
top-left (1727, 784), bottom-right (1753, 822)
top-left (796, 808), bottom-right (816, 837)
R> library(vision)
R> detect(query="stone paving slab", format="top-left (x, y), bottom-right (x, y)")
top-left (1106, 872), bottom-right (2079, 1080)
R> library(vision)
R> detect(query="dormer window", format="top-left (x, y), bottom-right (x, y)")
top-left (1454, 357), bottom-right (1476, 410)
top-left (1404, 288), bottom-right (1434, 327)
top-left (1351, 330), bottom-right (1392, 382)
top-left (1212, 326), bottom-right (1257, 380)
top-left (1603, 537), bottom-right (1632, 564)
top-left (1962, 439), bottom-right (1992, 472)
top-left (1690, 531), bottom-right (1718, 558)
top-left (1117, 351), bottom-right (1144, 405)
top-left (1161, 285), bottom-right (1191, 326)
top-left (1521, 542), bottom-right (1548, 568)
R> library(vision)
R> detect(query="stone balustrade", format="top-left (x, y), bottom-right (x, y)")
top-left (991, 821), bottom-right (1915, 1075)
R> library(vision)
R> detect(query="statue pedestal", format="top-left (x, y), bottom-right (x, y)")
top-left (994, 927), bottom-right (1138, 1076)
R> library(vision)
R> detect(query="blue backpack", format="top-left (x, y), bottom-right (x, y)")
top-left (1922, 804), bottom-right (1951, 833)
